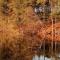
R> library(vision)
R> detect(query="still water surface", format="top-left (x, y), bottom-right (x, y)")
top-left (32, 54), bottom-right (60, 60)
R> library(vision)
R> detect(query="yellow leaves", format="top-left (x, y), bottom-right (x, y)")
top-left (45, 22), bottom-right (60, 42)
top-left (0, 20), bottom-right (21, 43)
top-left (0, 0), bottom-right (60, 60)
top-left (37, 0), bottom-right (44, 4)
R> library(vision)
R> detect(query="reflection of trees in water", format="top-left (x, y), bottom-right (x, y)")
top-left (33, 41), bottom-right (60, 58)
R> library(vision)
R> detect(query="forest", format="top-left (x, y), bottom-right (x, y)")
top-left (0, 0), bottom-right (60, 60)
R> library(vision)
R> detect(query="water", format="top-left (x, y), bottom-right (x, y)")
top-left (32, 54), bottom-right (60, 60)
top-left (32, 43), bottom-right (60, 60)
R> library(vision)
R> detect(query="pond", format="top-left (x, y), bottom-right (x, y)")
top-left (32, 42), bottom-right (60, 60)
top-left (32, 54), bottom-right (60, 60)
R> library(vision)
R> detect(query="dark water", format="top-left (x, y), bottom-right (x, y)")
top-left (32, 42), bottom-right (60, 60)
